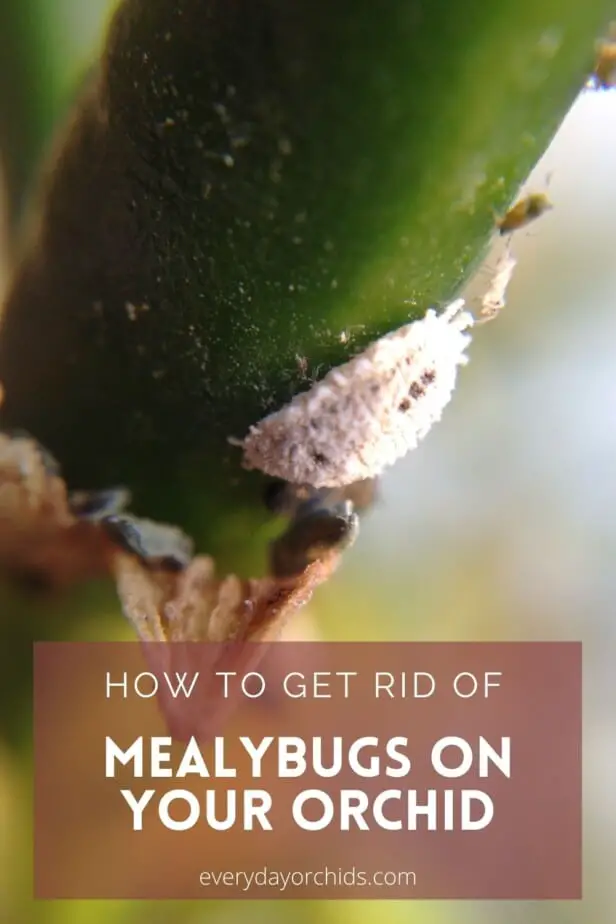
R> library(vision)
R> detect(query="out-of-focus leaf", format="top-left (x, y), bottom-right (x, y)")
top-left (0, 0), bottom-right (114, 225)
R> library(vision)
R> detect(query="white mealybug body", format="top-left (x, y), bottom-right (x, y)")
top-left (237, 298), bottom-right (473, 488)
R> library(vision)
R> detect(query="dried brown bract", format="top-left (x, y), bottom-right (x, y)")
top-left (112, 544), bottom-right (342, 646)
top-left (0, 391), bottom-right (354, 680)
top-left (111, 545), bottom-right (344, 736)
top-left (102, 513), bottom-right (193, 570)
top-left (0, 431), bottom-right (114, 586)
top-left (0, 421), bottom-right (193, 588)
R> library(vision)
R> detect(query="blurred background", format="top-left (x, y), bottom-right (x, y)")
top-left (1, 1), bottom-right (615, 923)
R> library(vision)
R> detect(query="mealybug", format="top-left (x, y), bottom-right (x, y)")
top-left (233, 299), bottom-right (473, 488)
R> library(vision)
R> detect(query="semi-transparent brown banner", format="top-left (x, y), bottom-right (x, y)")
top-left (33, 641), bottom-right (581, 899)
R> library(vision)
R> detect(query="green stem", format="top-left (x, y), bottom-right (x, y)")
top-left (0, 0), bottom-right (609, 574)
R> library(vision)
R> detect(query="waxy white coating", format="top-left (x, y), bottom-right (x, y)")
top-left (238, 299), bottom-right (473, 488)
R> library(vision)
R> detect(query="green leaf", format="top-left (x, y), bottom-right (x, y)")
top-left (0, 0), bottom-right (610, 572)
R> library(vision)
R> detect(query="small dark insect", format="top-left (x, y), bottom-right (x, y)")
top-left (496, 193), bottom-right (552, 235)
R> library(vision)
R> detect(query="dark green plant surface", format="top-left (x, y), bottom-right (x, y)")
top-left (0, 0), bottom-right (611, 576)
top-left (0, 2), bottom-right (52, 227)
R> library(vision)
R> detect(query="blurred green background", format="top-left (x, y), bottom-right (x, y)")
top-left (1, 1), bottom-right (615, 923)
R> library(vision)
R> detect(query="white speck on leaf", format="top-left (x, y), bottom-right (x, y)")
top-left (125, 302), bottom-right (150, 321)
